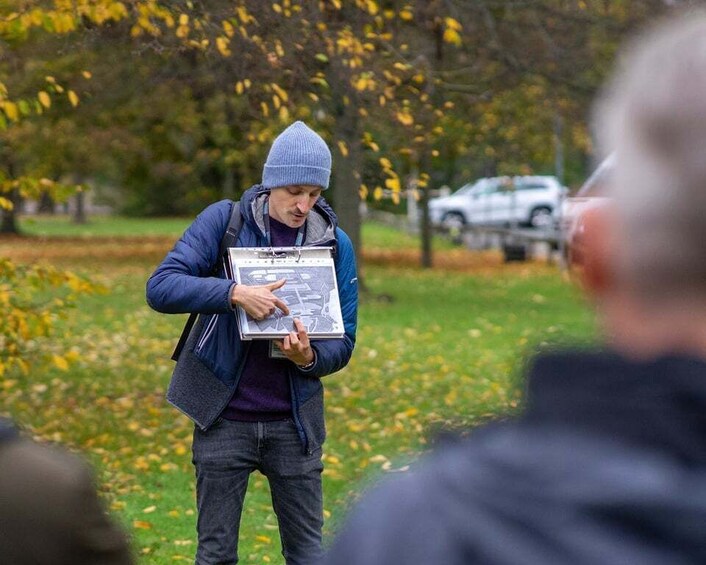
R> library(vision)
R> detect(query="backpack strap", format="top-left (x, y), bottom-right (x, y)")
top-left (171, 201), bottom-right (242, 361)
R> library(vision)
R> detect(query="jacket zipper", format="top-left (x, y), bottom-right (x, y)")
top-left (196, 315), bottom-right (218, 353)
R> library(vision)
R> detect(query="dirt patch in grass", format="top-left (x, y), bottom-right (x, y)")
top-left (0, 235), bottom-right (175, 265)
top-left (1, 234), bottom-right (557, 275)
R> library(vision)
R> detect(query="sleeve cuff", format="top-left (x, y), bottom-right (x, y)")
top-left (297, 349), bottom-right (317, 372)
top-left (227, 282), bottom-right (238, 312)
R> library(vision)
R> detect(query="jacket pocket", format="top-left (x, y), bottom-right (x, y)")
top-left (298, 388), bottom-right (326, 453)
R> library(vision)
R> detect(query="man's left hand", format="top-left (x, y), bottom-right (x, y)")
top-left (275, 318), bottom-right (314, 367)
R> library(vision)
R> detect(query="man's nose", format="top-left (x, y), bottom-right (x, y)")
top-left (296, 196), bottom-right (312, 212)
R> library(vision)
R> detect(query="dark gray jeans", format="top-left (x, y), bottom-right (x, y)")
top-left (192, 418), bottom-right (324, 565)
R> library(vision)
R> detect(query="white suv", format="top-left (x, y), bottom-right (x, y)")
top-left (429, 175), bottom-right (566, 229)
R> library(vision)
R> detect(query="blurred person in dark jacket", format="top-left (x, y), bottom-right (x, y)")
top-left (0, 418), bottom-right (134, 565)
top-left (322, 12), bottom-right (706, 565)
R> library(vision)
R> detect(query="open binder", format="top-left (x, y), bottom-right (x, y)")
top-left (226, 246), bottom-right (345, 340)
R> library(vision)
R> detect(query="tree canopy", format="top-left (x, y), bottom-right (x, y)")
top-left (0, 1), bottom-right (680, 238)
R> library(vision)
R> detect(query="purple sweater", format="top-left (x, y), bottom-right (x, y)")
top-left (221, 217), bottom-right (299, 422)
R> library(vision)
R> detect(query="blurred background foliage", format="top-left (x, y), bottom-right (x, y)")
top-left (1, 1), bottom-right (681, 219)
top-left (0, 0), bottom-right (691, 374)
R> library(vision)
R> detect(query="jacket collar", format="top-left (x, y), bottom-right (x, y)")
top-left (523, 349), bottom-right (706, 465)
top-left (240, 184), bottom-right (338, 249)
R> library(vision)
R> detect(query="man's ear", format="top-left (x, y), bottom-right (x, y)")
top-left (570, 204), bottom-right (615, 298)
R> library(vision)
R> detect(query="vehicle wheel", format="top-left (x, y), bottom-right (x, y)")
top-left (441, 211), bottom-right (466, 231)
top-left (529, 207), bottom-right (553, 229)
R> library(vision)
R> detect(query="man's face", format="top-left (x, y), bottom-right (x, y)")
top-left (268, 184), bottom-right (322, 228)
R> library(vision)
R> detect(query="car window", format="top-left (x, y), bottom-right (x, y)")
top-left (462, 178), bottom-right (493, 196)
top-left (516, 182), bottom-right (549, 191)
top-left (453, 183), bottom-right (475, 196)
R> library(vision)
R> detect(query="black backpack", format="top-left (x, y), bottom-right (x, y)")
top-left (171, 201), bottom-right (242, 361)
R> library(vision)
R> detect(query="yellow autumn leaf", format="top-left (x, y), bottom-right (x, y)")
top-left (37, 91), bottom-right (51, 108)
top-left (52, 355), bottom-right (69, 371)
top-left (391, 191), bottom-right (400, 205)
top-left (236, 6), bottom-right (250, 23)
top-left (395, 111), bottom-right (414, 126)
top-left (0, 375), bottom-right (16, 389)
top-left (67, 90), bottom-right (79, 107)
top-left (399, 8), bottom-right (414, 21)
top-left (385, 177), bottom-right (401, 191)
top-left (2, 101), bottom-right (19, 121)
top-left (379, 157), bottom-right (392, 169)
top-left (216, 36), bottom-right (231, 56)
top-left (143, 505), bottom-right (157, 513)
top-left (373, 186), bottom-right (383, 201)
top-left (255, 535), bottom-right (272, 544)
top-left (82, 70), bottom-right (92, 79)
top-left (337, 140), bottom-right (348, 157)
top-left (358, 184), bottom-right (369, 199)
top-left (443, 28), bottom-right (462, 46)
top-left (445, 17), bottom-right (462, 31)
top-left (271, 83), bottom-right (288, 102)
top-left (133, 520), bottom-right (152, 530)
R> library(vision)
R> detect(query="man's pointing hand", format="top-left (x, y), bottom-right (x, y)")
top-left (231, 278), bottom-right (290, 320)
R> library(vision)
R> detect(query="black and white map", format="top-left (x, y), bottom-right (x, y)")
top-left (227, 247), bottom-right (344, 340)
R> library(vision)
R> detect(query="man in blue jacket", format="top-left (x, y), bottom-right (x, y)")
top-left (147, 121), bottom-right (358, 565)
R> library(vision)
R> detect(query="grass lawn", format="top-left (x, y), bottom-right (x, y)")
top-left (1, 214), bottom-right (596, 563)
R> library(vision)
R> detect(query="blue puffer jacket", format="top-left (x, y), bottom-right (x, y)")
top-left (146, 185), bottom-right (358, 453)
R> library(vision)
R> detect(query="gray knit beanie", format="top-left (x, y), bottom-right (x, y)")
top-left (262, 121), bottom-right (332, 190)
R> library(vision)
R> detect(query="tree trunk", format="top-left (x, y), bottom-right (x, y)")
top-left (554, 110), bottom-right (565, 184)
top-left (0, 189), bottom-right (20, 234)
top-left (38, 191), bottom-right (55, 214)
top-left (332, 103), bottom-right (363, 278)
top-left (328, 42), bottom-right (364, 284)
top-left (222, 166), bottom-right (236, 200)
top-left (418, 161), bottom-right (433, 269)
top-left (73, 190), bottom-right (87, 224)
top-left (417, 14), bottom-right (446, 269)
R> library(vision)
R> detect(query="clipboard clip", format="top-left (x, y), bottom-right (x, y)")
top-left (247, 246), bottom-right (329, 262)
top-left (257, 247), bottom-right (293, 263)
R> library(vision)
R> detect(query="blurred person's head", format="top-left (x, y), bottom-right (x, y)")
top-left (586, 11), bottom-right (706, 357)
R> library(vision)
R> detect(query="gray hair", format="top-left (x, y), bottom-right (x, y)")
top-left (597, 11), bottom-right (706, 299)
